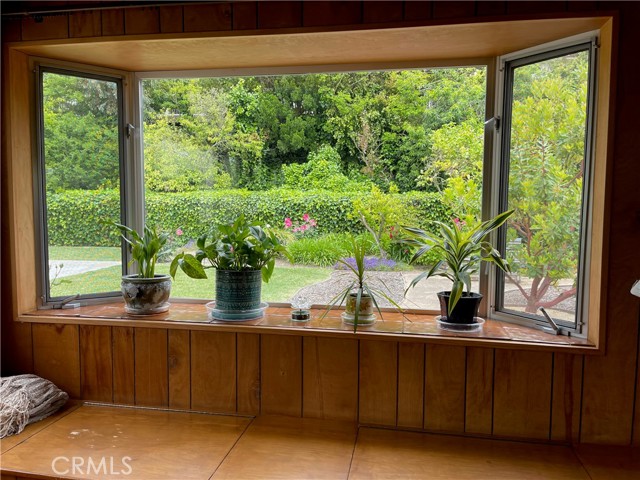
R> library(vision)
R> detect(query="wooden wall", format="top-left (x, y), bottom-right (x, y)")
top-left (2, 1), bottom-right (640, 446)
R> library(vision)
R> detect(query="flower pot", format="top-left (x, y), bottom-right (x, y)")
top-left (215, 269), bottom-right (263, 312)
top-left (342, 292), bottom-right (376, 326)
top-left (437, 291), bottom-right (482, 324)
top-left (121, 274), bottom-right (171, 315)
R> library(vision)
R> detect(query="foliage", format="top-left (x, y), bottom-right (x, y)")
top-left (171, 215), bottom-right (291, 283)
top-left (47, 189), bottom-right (449, 247)
top-left (284, 213), bottom-right (318, 237)
top-left (286, 233), bottom-right (378, 267)
top-left (335, 256), bottom-right (398, 272)
top-left (402, 210), bottom-right (514, 316)
top-left (114, 223), bottom-right (169, 278)
top-left (321, 237), bottom-right (402, 331)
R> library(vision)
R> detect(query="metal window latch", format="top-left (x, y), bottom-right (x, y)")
top-left (51, 293), bottom-right (81, 309)
top-left (538, 307), bottom-right (569, 336)
top-left (126, 123), bottom-right (135, 138)
top-left (484, 116), bottom-right (500, 131)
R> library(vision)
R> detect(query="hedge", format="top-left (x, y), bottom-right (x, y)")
top-left (47, 188), bottom-right (451, 247)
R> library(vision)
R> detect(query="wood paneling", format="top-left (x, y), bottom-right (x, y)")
top-left (22, 15), bottom-right (68, 41)
top-left (236, 333), bottom-right (260, 415)
top-left (363, 1), bottom-right (403, 24)
top-left (79, 325), bottom-right (112, 402)
top-left (359, 340), bottom-right (397, 426)
top-left (261, 335), bottom-right (302, 416)
top-left (476, 1), bottom-right (506, 17)
top-left (303, 337), bottom-right (358, 421)
top-left (551, 353), bottom-right (583, 443)
top-left (424, 345), bottom-right (466, 433)
top-left (32, 324), bottom-right (80, 398)
top-left (183, 3), bottom-right (232, 33)
top-left (507, 1), bottom-right (567, 15)
top-left (493, 350), bottom-right (553, 440)
top-left (69, 11), bottom-right (101, 38)
top-left (232, 1), bottom-right (257, 30)
top-left (397, 343), bottom-right (425, 429)
top-left (2, 18), bottom-right (22, 42)
top-left (303, 1), bottom-right (362, 27)
top-left (168, 329), bottom-right (190, 409)
top-left (191, 331), bottom-right (236, 413)
top-left (258, 1), bottom-right (302, 29)
top-left (404, 1), bottom-right (433, 21)
top-left (101, 9), bottom-right (124, 36)
top-left (465, 347), bottom-right (494, 435)
top-left (134, 328), bottom-right (168, 407)
top-left (124, 7), bottom-right (160, 35)
top-left (159, 5), bottom-right (183, 34)
top-left (112, 326), bottom-right (135, 404)
top-left (432, 1), bottom-right (476, 19)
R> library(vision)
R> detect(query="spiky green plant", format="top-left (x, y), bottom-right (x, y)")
top-left (114, 223), bottom-right (169, 278)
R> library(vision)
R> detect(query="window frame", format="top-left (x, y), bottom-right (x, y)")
top-left (488, 32), bottom-right (600, 336)
top-left (33, 60), bottom-right (136, 306)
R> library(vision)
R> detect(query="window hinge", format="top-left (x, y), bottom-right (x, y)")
top-left (539, 307), bottom-right (570, 336)
top-left (126, 123), bottom-right (135, 138)
top-left (485, 116), bottom-right (500, 131)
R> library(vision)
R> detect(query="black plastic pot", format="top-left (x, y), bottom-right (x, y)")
top-left (437, 291), bottom-right (482, 324)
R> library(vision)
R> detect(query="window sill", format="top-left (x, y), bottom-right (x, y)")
top-left (19, 302), bottom-right (597, 353)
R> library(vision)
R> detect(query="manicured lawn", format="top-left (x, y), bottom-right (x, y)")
top-left (49, 246), bottom-right (121, 261)
top-left (50, 263), bottom-right (332, 302)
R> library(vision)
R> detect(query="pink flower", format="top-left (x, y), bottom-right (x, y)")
top-left (284, 217), bottom-right (292, 228)
top-left (301, 224), bottom-right (309, 231)
top-left (302, 213), bottom-right (310, 222)
top-left (176, 228), bottom-right (183, 236)
top-left (309, 219), bottom-right (317, 227)
top-left (293, 226), bottom-right (300, 233)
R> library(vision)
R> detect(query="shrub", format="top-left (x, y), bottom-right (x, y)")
top-left (287, 233), bottom-right (378, 267)
top-left (46, 188), bottom-right (450, 247)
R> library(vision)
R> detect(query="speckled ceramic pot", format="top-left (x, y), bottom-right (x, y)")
top-left (121, 274), bottom-right (171, 315)
top-left (342, 292), bottom-right (376, 326)
top-left (215, 269), bottom-right (262, 311)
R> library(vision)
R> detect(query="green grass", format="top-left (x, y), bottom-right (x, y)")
top-left (50, 263), bottom-right (332, 302)
top-left (49, 246), bottom-right (121, 261)
top-left (287, 232), bottom-right (379, 267)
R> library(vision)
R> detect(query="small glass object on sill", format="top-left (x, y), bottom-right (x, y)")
top-left (291, 295), bottom-right (311, 322)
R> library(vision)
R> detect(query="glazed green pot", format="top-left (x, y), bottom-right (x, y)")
top-left (215, 269), bottom-right (262, 311)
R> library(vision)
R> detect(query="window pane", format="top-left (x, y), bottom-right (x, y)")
top-left (500, 49), bottom-right (590, 325)
top-left (41, 71), bottom-right (123, 299)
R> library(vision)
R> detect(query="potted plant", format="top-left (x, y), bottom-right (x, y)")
top-left (323, 237), bottom-right (402, 331)
top-left (402, 210), bottom-right (514, 324)
top-left (114, 223), bottom-right (171, 315)
top-left (170, 215), bottom-right (291, 321)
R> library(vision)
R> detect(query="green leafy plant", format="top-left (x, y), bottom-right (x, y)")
top-left (322, 237), bottom-right (402, 331)
top-left (402, 210), bottom-right (514, 316)
top-left (114, 223), bottom-right (169, 278)
top-left (170, 215), bottom-right (291, 283)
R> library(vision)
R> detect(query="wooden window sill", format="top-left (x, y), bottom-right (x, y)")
top-left (19, 302), bottom-right (597, 353)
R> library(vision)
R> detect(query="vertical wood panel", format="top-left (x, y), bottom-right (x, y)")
top-left (551, 353), bottom-right (583, 443)
top-left (237, 333), bottom-right (260, 415)
top-left (168, 329), bottom-right (190, 409)
top-left (475, 1), bottom-right (506, 16)
top-left (403, 1), bottom-right (433, 21)
top-left (112, 326), bottom-right (134, 404)
top-left (134, 328), bottom-right (168, 407)
top-left (261, 334), bottom-right (302, 416)
top-left (303, 1), bottom-right (361, 27)
top-left (124, 7), bottom-right (160, 35)
top-left (363, 1), bottom-right (403, 24)
top-left (359, 340), bottom-right (397, 426)
top-left (159, 5), bottom-right (183, 33)
top-left (1, 18), bottom-right (22, 42)
top-left (101, 9), bottom-right (125, 36)
top-left (1, 322), bottom-right (33, 376)
top-left (424, 345), bottom-right (466, 433)
top-left (79, 325), bottom-right (112, 402)
top-left (183, 3), bottom-right (232, 33)
top-left (232, 1), bottom-right (257, 30)
top-left (432, 1), bottom-right (475, 19)
top-left (69, 11), bottom-right (101, 38)
top-left (22, 15), bottom-right (69, 41)
top-left (32, 324), bottom-right (80, 398)
top-left (397, 343), bottom-right (424, 429)
top-left (303, 337), bottom-right (358, 421)
top-left (465, 347), bottom-right (494, 435)
top-left (507, 1), bottom-right (566, 15)
top-left (493, 350), bottom-right (553, 440)
top-left (191, 331), bottom-right (236, 413)
top-left (258, 1), bottom-right (302, 29)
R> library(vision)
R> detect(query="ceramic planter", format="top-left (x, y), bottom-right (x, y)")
top-left (121, 274), bottom-right (171, 315)
top-left (342, 292), bottom-right (376, 326)
top-left (437, 291), bottom-right (482, 324)
top-left (214, 268), bottom-right (263, 314)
